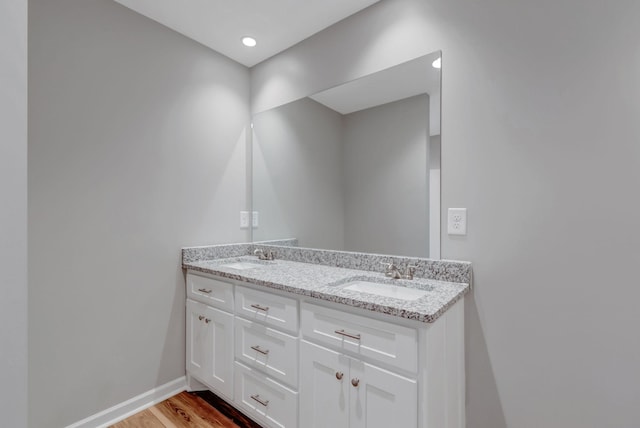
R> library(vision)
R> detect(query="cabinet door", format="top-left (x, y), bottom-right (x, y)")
top-left (186, 299), bottom-right (234, 400)
top-left (186, 299), bottom-right (208, 381)
top-left (349, 359), bottom-right (417, 428)
top-left (202, 304), bottom-right (234, 400)
top-left (300, 341), bottom-right (350, 428)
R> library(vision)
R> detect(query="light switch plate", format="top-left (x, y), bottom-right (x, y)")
top-left (447, 208), bottom-right (467, 235)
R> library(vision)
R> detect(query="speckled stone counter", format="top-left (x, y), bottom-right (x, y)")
top-left (182, 243), bottom-right (471, 323)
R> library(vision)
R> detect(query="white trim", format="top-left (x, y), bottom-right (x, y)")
top-left (65, 376), bottom-right (187, 428)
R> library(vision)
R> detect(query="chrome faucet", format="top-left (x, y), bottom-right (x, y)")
top-left (254, 248), bottom-right (275, 261)
top-left (381, 262), bottom-right (402, 279)
top-left (381, 262), bottom-right (417, 280)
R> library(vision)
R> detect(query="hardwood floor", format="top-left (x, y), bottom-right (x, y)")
top-left (110, 391), bottom-right (241, 428)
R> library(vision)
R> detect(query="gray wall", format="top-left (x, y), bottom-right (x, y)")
top-left (28, 1), bottom-right (250, 426)
top-left (251, 0), bottom-right (640, 427)
top-left (0, 0), bottom-right (28, 426)
top-left (252, 97), bottom-right (345, 249)
top-left (343, 94), bottom-right (429, 257)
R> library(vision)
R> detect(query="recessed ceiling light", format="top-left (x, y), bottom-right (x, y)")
top-left (432, 57), bottom-right (441, 69)
top-left (242, 37), bottom-right (257, 47)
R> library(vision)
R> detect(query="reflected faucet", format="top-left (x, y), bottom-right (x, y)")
top-left (254, 248), bottom-right (276, 261)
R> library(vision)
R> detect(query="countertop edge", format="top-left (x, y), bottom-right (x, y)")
top-left (183, 260), bottom-right (470, 324)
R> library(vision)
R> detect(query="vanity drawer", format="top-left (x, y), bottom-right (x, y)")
top-left (234, 362), bottom-right (298, 428)
top-left (301, 302), bottom-right (418, 372)
top-left (235, 286), bottom-right (298, 335)
top-left (235, 317), bottom-right (298, 387)
top-left (186, 272), bottom-right (234, 312)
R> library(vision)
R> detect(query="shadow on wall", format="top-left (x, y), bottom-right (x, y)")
top-left (465, 294), bottom-right (507, 428)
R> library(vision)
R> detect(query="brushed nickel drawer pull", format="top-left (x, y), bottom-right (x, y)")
top-left (335, 372), bottom-right (344, 380)
top-left (250, 394), bottom-right (269, 407)
top-left (335, 329), bottom-right (361, 340)
top-left (198, 288), bottom-right (212, 294)
top-left (198, 315), bottom-right (204, 321)
top-left (250, 304), bottom-right (270, 312)
top-left (250, 345), bottom-right (270, 355)
top-left (351, 378), bottom-right (360, 387)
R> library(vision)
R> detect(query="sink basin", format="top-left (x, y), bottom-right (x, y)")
top-left (342, 280), bottom-right (429, 301)
top-left (219, 260), bottom-right (270, 270)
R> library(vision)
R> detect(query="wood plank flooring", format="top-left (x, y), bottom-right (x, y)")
top-left (110, 391), bottom-right (241, 428)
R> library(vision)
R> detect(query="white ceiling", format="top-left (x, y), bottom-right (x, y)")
top-left (113, 0), bottom-right (381, 67)
top-left (309, 52), bottom-right (441, 115)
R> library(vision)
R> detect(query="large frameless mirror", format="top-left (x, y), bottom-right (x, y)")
top-left (252, 50), bottom-right (441, 258)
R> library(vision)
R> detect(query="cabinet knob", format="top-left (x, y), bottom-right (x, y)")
top-left (351, 378), bottom-right (360, 387)
top-left (205, 318), bottom-right (211, 324)
top-left (198, 315), bottom-right (204, 321)
top-left (335, 372), bottom-right (344, 380)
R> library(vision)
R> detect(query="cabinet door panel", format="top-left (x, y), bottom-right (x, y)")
top-left (349, 360), bottom-right (417, 428)
top-left (186, 299), bottom-right (208, 380)
top-left (300, 341), bottom-right (350, 428)
top-left (203, 305), bottom-right (234, 400)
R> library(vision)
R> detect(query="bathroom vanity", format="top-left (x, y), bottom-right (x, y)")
top-left (182, 242), bottom-right (470, 428)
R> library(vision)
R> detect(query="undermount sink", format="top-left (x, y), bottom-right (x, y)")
top-left (341, 279), bottom-right (430, 301)
top-left (219, 260), bottom-right (271, 270)
top-left (343, 281), bottom-right (429, 301)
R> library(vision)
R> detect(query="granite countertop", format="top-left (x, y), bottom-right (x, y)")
top-left (184, 253), bottom-right (470, 323)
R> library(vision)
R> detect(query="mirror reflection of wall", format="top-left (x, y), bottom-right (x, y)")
top-left (252, 51), bottom-right (441, 258)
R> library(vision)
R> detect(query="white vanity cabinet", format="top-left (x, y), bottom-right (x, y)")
top-left (185, 270), bottom-right (465, 428)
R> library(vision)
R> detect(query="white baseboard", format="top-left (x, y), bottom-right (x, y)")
top-left (65, 376), bottom-right (187, 428)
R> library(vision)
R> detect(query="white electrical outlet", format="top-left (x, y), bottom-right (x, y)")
top-left (240, 211), bottom-right (250, 228)
top-left (447, 208), bottom-right (467, 235)
top-left (252, 211), bottom-right (259, 228)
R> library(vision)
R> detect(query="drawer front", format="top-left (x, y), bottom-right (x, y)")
top-left (235, 316), bottom-right (298, 388)
top-left (301, 302), bottom-right (418, 372)
top-left (234, 362), bottom-right (298, 428)
top-left (187, 272), bottom-right (234, 311)
top-left (235, 286), bottom-right (298, 334)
